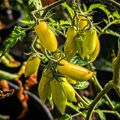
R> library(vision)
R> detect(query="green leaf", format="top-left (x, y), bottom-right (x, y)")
top-left (113, 101), bottom-right (120, 112)
top-left (20, 20), bottom-right (35, 25)
top-left (82, 3), bottom-right (88, 12)
top-left (96, 98), bottom-right (107, 108)
top-left (61, 2), bottom-right (74, 18)
top-left (96, 110), bottom-right (106, 120)
top-left (82, 110), bottom-right (88, 118)
top-left (28, 0), bottom-right (42, 10)
top-left (88, 3), bottom-right (110, 17)
top-left (70, 55), bottom-right (89, 66)
top-left (104, 29), bottom-right (120, 38)
top-left (112, 10), bottom-right (120, 19)
top-left (73, 81), bottom-right (89, 90)
top-left (60, 20), bottom-right (70, 26)
top-left (0, 26), bottom-right (26, 60)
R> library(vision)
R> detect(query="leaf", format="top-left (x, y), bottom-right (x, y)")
top-left (73, 81), bottom-right (89, 90)
top-left (60, 20), bottom-right (70, 26)
top-left (96, 98), bottom-right (107, 108)
top-left (112, 10), bottom-right (120, 19)
top-left (88, 3), bottom-right (110, 17)
top-left (20, 20), bottom-right (35, 25)
top-left (70, 55), bottom-right (89, 66)
top-left (61, 2), bottom-right (74, 18)
top-left (96, 110), bottom-right (106, 120)
top-left (82, 3), bottom-right (88, 12)
top-left (82, 110), bottom-right (88, 118)
top-left (104, 29), bottom-right (120, 38)
top-left (113, 101), bottom-right (120, 112)
top-left (28, 0), bottom-right (42, 10)
top-left (0, 26), bottom-right (26, 60)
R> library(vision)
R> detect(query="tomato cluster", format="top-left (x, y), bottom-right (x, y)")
top-left (24, 15), bottom-right (100, 114)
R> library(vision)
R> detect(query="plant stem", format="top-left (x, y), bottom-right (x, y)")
top-left (0, 114), bottom-right (10, 120)
top-left (102, 20), bottom-right (120, 33)
top-left (0, 70), bottom-right (19, 81)
top-left (32, 0), bottom-right (68, 18)
top-left (101, 110), bottom-right (120, 119)
top-left (88, 63), bottom-right (115, 109)
top-left (93, 76), bottom-right (115, 109)
top-left (75, 91), bottom-right (89, 107)
top-left (107, 0), bottom-right (120, 8)
top-left (71, 111), bottom-right (85, 119)
top-left (86, 80), bottom-right (114, 120)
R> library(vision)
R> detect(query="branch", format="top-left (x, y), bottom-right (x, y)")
top-left (86, 80), bottom-right (114, 120)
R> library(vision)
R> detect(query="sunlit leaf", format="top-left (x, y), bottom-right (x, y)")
top-left (0, 26), bottom-right (26, 60)
top-left (28, 0), bottom-right (42, 10)
top-left (89, 3), bottom-right (110, 17)
top-left (112, 10), bottom-right (120, 19)
top-left (73, 81), bottom-right (89, 90)
top-left (61, 2), bottom-right (74, 18)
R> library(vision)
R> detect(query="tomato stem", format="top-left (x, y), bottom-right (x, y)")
top-left (88, 63), bottom-right (115, 109)
top-left (71, 111), bottom-right (85, 119)
top-left (86, 80), bottom-right (114, 120)
top-left (92, 75), bottom-right (115, 109)
top-left (100, 110), bottom-right (120, 119)
top-left (107, 0), bottom-right (120, 8)
top-left (75, 91), bottom-right (89, 108)
top-left (31, 36), bottom-right (45, 60)
top-left (31, 0), bottom-right (68, 21)
top-left (101, 20), bottom-right (120, 34)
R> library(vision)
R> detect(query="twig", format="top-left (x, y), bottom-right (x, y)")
top-left (75, 91), bottom-right (89, 108)
top-left (92, 76), bottom-right (115, 109)
top-left (86, 80), bottom-right (114, 120)
top-left (101, 110), bottom-right (120, 119)
top-left (88, 63), bottom-right (115, 109)
top-left (107, 0), bottom-right (120, 8)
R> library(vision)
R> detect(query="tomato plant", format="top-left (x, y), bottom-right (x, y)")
top-left (0, 0), bottom-right (120, 120)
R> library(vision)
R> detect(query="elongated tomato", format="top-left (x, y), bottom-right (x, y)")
top-left (34, 21), bottom-right (58, 52)
top-left (57, 60), bottom-right (95, 81)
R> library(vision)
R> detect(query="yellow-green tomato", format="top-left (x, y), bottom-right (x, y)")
top-left (64, 27), bottom-right (77, 60)
top-left (89, 34), bottom-right (100, 62)
top-left (57, 60), bottom-right (95, 81)
top-left (34, 21), bottom-right (58, 52)
top-left (78, 16), bottom-right (88, 30)
top-left (61, 77), bottom-right (77, 102)
top-left (25, 55), bottom-right (41, 77)
top-left (50, 79), bottom-right (67, 115)
top-left (38, 69), bottom-right (52, 103)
